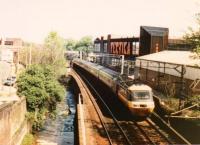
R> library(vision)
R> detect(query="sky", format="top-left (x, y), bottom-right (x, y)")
top-left (0, 0), bottom-right (200, 43)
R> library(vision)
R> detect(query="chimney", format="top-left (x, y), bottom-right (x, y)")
top-left (107, 34), bottom-right (111, 53)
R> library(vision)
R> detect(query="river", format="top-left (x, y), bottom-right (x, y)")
top-left (36, 90), bottom-right (76, 145)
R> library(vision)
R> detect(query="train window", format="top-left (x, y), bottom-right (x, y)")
top-left (132, 91), bottom-right (150, 100)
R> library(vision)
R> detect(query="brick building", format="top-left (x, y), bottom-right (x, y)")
top-left (0, 38), bottom-right (23, 63)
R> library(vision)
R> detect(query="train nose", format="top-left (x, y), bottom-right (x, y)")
top-left (130, 108), bottom-right (154, 116)
top-left (130, 102), bottom-right (154, 116)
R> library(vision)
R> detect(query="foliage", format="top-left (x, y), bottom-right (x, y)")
top-left (17, 65), bottom-right (47, 111)
top-left (162, 98), bottom-right (179, 113)
top-left (65, 39), bottom-right (77, 50)
top-left (19, 31), bottom-right (66, 77)
top-left (44, 32), bottom-right (65, 64)
top-left (64, 36), bottom-right (93, 52)
top-left (19, 42), bottom-right (45, 67)
top-left (17, 64), bottom-right (65, 131)
top-left (187, 95), bottom-right (200, 105)
top-left (184, 13), bottom-right (200, 57)
top-left (20, 34), bottom-right (93, 73)
top-left (17, 32), bottom-right (93, 131)
top-left (21, 133), bottom-right (35, 145)
top-left (75, 36), bottom-right (93, 52)
top-left (43, 31), bottom-right (66, 76)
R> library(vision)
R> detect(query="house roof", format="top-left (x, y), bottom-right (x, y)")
top-left (137, 50), bottom-right (200, 67)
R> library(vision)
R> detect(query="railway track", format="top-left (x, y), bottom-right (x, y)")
top-left (134, 118), bottom-right (174, 145)
top-left (73, 68), bottom-right (191, 145)
top-left (72, 70), bottom-right (132, 144)
top-left (77, 71), bottom-right (132, 144)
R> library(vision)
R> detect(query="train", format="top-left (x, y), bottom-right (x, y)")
top-left (72, 58), bottom-right (155, 117)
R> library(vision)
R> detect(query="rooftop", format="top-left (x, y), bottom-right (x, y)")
top-left (137, 50), bottom-right (200, 67)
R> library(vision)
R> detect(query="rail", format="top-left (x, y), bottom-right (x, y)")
top-left (151, 111), bottom-right (191, 145)
top-left (70, 70), bottom-right (112, 145)
top-left (134, 118), bottom-right (173, 145)
top-left (77, 70), bottom-right (132, 145)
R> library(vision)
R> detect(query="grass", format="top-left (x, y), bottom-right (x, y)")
top-left (21, 133), bottom-right (35, 145)
top-left (160, 96), bottom-right (200, 117)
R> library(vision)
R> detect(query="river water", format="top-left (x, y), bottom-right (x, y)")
top-left (36, 90), bottom-right (76, 145)
top-left (63, 90), bottom-right (76, 145)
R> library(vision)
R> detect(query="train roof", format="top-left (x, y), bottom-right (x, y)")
top-left (99, 67), bottom-right (119, 77)
top-left (75, 59), bottom-right (119, 78)
top-left (128, 84), bottom-right (152, 91)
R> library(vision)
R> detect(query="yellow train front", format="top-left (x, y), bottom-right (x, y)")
top-left (118, 84), bottom-right (155, 117)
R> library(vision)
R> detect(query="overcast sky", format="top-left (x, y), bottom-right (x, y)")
top-left (0, 0), bottom-right (199, 43)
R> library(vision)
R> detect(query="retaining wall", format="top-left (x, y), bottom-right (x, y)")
top-left (0, 97), bottom-right (29, 145)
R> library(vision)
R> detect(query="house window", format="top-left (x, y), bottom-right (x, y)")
top-left (132, 42), bottom-right (139, 55)
top-left (4, 41), bottom-right (13, 45)
top-left (104, 43), bottom-right (107, 53)
top-left (94, 43), bottom-right (100, 52)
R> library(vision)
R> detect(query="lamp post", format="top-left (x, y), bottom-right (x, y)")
top-left (121, 55), bottom-right (125, 75)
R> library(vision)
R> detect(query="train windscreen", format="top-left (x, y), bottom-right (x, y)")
top-left (131, 91), bottom-right (151, 100)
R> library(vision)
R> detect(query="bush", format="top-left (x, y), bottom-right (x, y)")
top-left (17, 64), bottom-right (65, 131)
top-left (187, 95), bottom-right (200, 105)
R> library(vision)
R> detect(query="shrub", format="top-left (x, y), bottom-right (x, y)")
top-left (17, 64), bottom-right (65, 131)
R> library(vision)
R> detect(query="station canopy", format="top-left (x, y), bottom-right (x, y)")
top-left (137, 50), bottom-right (200, 67)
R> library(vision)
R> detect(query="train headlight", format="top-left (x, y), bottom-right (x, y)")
top-left (148, 103), bottom-right (155, 108)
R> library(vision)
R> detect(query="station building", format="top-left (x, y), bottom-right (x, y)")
top-left (94, 26), bottom-right (170, 59)
top-left (93, 26), bottom-right (196, 97)
top-left (94, 26), bottom-right (192, 59)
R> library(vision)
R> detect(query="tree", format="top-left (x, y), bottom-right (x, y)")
top-left (184, 13), bottom-right (200, 57)
top-left (65, 39), bottom-right (77, 50)
top-left (43, 31), bottom-right (66, 76)
top-left (75, 36), bottom-right (93, 52)
top-left (17, 65), bottom-right (47, 111)
top-left (17, 64), bottom-right (65, 130)
top-left (19, 42), bottom-right (45, 67)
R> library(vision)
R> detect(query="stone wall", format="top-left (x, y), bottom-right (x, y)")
top-left (0, 97), bottom-right (29, 145)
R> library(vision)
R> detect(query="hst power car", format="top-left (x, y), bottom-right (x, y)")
top-left (72, 59), bottom-right (155, 116)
